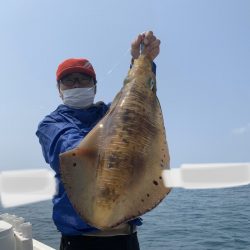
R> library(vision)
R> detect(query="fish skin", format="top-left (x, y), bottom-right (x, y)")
top-left (59, 55), bottom-right (171, 230)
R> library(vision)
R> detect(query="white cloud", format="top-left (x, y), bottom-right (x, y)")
top-left (232, 123), bottom-right (250, 135)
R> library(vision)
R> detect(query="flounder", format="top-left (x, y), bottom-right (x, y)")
top-left (59, 54), bottom-right (171, 229)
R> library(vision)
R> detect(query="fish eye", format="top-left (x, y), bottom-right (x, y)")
top-left (147, 77), bottom-right (155, 90)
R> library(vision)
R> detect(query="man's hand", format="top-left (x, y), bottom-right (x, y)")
top-left (131, 31), bottom-right (160, 61)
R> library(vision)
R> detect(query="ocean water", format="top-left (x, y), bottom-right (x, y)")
top-left (1, 185), bottom-right (249, 250)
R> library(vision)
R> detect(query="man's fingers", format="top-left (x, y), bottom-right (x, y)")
top-left (131, 34), bottom-right (143, 49)
top-left (144, 39), bottom-right (161, 53)
top-left (143, 31), bottom-right (155, 45)
top-left (131, 34), bottom-right (145, 59)
top-left (143, 39), bottom-right (160, 60)
top-left (131, 31), bottom-right (160, 60)
top-left (144, 31), bottom-right (153, 39)
top-left (132, 32), bottom-right (157, 50)
top-left (150, 47), bottom-right (160, 59)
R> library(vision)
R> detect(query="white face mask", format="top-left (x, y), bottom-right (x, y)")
top-left (62, 87), bottom-right (95, 109)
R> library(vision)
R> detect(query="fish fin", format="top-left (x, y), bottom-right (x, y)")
top-left (59, 124), bottom-right (103, 222)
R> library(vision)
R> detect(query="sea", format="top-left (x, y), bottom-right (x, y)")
top-left (1, 185), bottom-right (249, 250)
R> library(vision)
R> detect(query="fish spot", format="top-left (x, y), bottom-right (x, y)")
top-left (153, 180), bottom-right (159, 186)
top-left (73, 163), bottom-right (77, 167)
top-left (121, 111), bottom-right (135, 123)
top-left (147, 193), bottom-right (150, 197)
top-left (129, 154), bottom-right (145, 176)
top-left (159, 176), bottom-right (162, 180)
top-left (100, 187), bottom-right (119, 201)
top-left (107, 154), bottom-right (116, 168)
top-left (72, 153), bottom-right (76, 156)
top-left (141, 199), bottom-right (144, 202)
top-left (122, 138), bottom-right (129, 144)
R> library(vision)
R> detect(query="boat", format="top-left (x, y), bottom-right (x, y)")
top-left (0, 213), bottom-right (55, 250)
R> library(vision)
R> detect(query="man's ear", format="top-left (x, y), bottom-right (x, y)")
top-left (94, 84), bottom-right (97, 94)
top-left (57, 82), bottom-right (63, 99)
top-left (59, 90), bottom-right (63, 99)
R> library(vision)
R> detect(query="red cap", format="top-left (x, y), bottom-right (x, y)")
top-left (56, 58), bottom-right (96, 82)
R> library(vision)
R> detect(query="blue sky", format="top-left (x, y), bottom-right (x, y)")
top-left (0, 0), bottom-right (249, 171)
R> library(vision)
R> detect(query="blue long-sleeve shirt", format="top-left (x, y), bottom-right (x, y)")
top-left (36, 102), bottom-right (142, 235)
top-left (36, 61), bottom-right (156, 235)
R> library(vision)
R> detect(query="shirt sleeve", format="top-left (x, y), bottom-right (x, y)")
top-left (36, 119), bottom-right (84, 173)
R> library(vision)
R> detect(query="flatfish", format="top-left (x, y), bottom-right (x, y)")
top-left (60, 54), bottom-right (171, 229)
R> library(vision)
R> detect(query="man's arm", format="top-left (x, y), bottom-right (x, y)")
top-left (36, 119), bottom-right (84, 173)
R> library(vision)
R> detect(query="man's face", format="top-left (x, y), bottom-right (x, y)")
top-left (58, 72), bottom-right (96, 98)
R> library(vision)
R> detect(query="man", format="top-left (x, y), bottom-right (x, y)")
top-left (36, 31), bottom-right (160, 250)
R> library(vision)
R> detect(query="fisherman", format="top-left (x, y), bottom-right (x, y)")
top-left (36, 31), bottom-right (160, 250)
